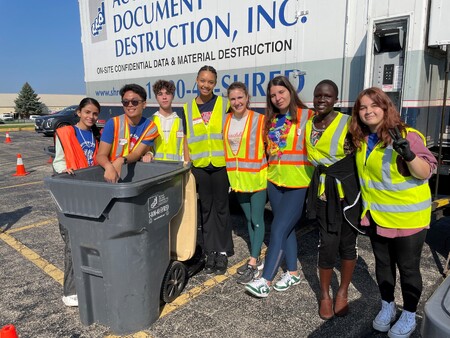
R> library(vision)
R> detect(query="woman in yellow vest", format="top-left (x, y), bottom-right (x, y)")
top-left (246, 75), bottom-right (314, 297)
top-left (305, 80), bottom-right (361, 320)
top-left (53, 97), bottom-right (101, 307)
top-left (223, 82), bottom-right (267, 284)
top-left (349, 87), bottom-right (437, 338)
top-left (183, 65), bottom-right (233, 275)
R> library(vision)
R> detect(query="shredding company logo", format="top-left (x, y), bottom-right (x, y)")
top-left (90, 0), bottom-right (107, 42)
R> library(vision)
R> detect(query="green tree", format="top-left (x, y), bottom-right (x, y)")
top-left (14, 82), bottom-right (44, 118)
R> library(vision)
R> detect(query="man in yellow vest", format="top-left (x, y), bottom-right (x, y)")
top-left (142, 80), bottom-right (187, 162)
top-left (96, 84), bottom-right (159, 183)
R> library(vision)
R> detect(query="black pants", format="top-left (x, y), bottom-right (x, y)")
top-left (59, 223), bottom-right (76, 296)
top-left (370, 229), bottom-right (427, 312)
top-left (316, 200), bottom-right (358, 268)
top-left (192, 166), bottom-right (233, 255)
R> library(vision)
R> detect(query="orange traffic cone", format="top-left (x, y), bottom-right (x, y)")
top-left (12, 154), bottom-right (29, 176)
top-left (5, 131), bottom-right (12, 143)
top-left (47, 156), bottom-right (53, 164)
top-left (0, 324), bottom-right (19, 338)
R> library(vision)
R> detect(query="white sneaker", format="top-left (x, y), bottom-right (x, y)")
top-left (245, 278), bottom-right (271, 298)
top-left (388, 310), bottom-right (416, 338)
top-left (62, 294), bottom-right (78, 307)
top-left (273, 272), bottom-right (301, 292)
top-left (373, 300), bottom-right (396, 332)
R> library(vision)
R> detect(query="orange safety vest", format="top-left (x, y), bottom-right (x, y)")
top-left (223, 110), bottom-right (267, 192)
top-left (56, 125), bottom-right (98, 169)
top-left (267, 108), bottom-right (315, 188)
top-left (110, 114), bottom-right (159, 161)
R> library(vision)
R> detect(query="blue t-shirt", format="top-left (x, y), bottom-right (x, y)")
top-left (366, 133), bottom-right (379, 159)
top-left (100, 116), bottom-right (153, 150)
top-left (75, 127), bottom-right (96, 166)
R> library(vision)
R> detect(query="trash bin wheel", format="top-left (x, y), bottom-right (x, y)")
top-left (161, 260), bottom-right (187, 303)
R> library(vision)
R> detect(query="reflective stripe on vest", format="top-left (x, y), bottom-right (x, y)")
top-left (355, 127), bottom-right (431, 228)
top-left (306, 112), bottom-right (350, 197)
top-left (224, 110), bottom-right (267, 192)
top-left (56, 125), bottom-right (98, 169)
top-left (267, 108), bottom-right (314, 188)
top-left (151, 115), bottom-right (183, 161)
top-left (184, 96), bottom-right (227, 167)
top-left (110, 115), bottom-right (157, 161)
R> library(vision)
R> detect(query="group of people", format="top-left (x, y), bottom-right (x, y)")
top-left (53, 65), bottom-right (436, 338)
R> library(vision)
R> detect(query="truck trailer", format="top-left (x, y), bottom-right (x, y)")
top-left (78, 0), bottom-right (450, 174)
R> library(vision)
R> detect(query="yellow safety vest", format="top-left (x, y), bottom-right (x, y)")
top-left (110, 114), bottom-right (158, 161)
top-left (184, 96), bottom-right (227, 167)
top-left (267, 108), bottom-right (314, 188)
top-left (355, 127), bottom-right (431, 228)
top-left (151, 114), bottom-right (184, 161)
top-left (306, 112), bottom-right (350, 197)
top-left (223, 110), bottom-right (268, 192)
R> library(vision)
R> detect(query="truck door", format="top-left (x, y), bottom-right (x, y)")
top-left (364, 18), bottom-right (408, 111)
top-left (368, 19), bottom-right (408, 111)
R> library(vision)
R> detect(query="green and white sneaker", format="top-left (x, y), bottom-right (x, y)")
top-left (245, 278), bottom-right (270, 298)
top-left (273, 272), bottom-right (301, 292)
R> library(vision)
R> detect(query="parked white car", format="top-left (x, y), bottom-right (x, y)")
top-left (0, 113), bottom-right (14, 121)
top-left (29, 115), bottom-right (40, 121)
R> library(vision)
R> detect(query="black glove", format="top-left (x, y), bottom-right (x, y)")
top-left (388, 126), bottom-right (416, 162)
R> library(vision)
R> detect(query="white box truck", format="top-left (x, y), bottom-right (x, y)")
top-left (78, 0), bottom-right (450, 174)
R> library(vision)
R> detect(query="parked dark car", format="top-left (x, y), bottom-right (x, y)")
top-left (38, 104), bottom-right (164, 137)
top-left (94, 105), bottom-right (160, 128)
top-left (34, 115), bottom-right (48, 133)
top-left (40, 105), bottom-right (79, 136)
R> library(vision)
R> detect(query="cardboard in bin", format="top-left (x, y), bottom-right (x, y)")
top-left (169, 172), bottom-right (197, 261)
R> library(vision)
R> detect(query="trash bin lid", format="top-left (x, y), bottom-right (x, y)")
top-left (45, 161), bottom-right (190, 218)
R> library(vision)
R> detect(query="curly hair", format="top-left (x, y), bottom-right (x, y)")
top-left (349, 87), bottom-right (406, 149)
top-left (152, 80), bottom-right (175, 96)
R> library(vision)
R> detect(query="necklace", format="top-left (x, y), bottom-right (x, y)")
top-left (267, 112), bottom-right (292, 156)
top-left (75, 125), bottom-right (95, 165)
top-left (314, 111), bottom-right (336, 129)
top-left (75, 125), bottom-right (94, 145)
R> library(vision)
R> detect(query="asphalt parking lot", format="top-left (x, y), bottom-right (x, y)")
top-left (0, 130), bottom-right (449, 338)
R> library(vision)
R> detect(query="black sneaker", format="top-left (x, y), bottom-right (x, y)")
top-left (236, 265), bottom-right (257, 285)
top-left (204, 252), bottom-right (216, 274)
top-left (237, 258), bottom-right (264, 275)
top-left (237, 261), bottom-right (249, 275)
top-left (215, 253), bottom-right (228, 275)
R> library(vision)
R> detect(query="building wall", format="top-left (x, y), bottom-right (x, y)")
top-left (0, 93), bottom-right (85, 115)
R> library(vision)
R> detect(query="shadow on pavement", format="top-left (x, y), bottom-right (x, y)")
top-left (0, 206), bottom-right (32, 231)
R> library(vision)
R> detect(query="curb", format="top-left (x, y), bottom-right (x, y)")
top-left (1, 127), bottom-right (35, 132)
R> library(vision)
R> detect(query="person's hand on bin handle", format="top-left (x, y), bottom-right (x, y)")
top-left (388, 126), bottom-right (416, 162)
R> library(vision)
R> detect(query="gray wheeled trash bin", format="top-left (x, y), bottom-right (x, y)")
top-left (45, 161), bottom-right (190, 335)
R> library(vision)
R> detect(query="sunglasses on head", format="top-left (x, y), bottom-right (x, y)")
top-left (121, 99), bottom-right (144, 107)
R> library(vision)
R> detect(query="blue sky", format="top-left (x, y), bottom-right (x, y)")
top-left (0, 1), bottom-right (85, 95)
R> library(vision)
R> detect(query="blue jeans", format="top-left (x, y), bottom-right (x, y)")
top-left (262, 182), bottom-right (307, 281)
